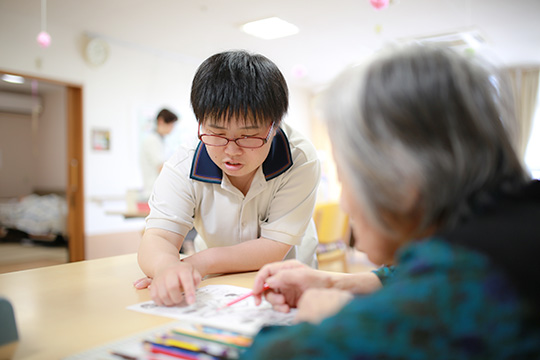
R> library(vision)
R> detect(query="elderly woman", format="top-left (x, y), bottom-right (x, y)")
top-left (243, 45), bottom-right (540, 359)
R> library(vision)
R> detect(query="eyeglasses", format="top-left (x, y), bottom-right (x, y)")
top-left (198, 122), bottom-right (275, 149)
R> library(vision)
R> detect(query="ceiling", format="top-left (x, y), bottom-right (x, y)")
top-left (1, 0), bottom-right (540, 93)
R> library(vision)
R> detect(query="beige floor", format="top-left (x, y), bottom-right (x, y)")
top-left (0, 243), bottom-right (69, 274)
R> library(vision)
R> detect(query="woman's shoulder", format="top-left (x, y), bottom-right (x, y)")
top-left (380, 239), bottom-right (526, 317)
top-left (395, 239), bottom-right (508, 288)
top-left (334, 240), bottom-right (537, 357)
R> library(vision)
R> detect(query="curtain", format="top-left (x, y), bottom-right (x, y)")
top-left (505, 66), bottom-right (540, 160)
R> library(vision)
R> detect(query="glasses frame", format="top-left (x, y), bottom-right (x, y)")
top-left (198, 121), bottom-right (276, 149)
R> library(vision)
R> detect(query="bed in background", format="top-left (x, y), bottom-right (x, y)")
top-left (0, 190), bottom-right (68, 246)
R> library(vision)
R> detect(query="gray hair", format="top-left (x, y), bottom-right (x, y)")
top-left (322, 45), bottom-right (529, 239)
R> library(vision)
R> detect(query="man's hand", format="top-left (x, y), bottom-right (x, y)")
top-left (133, 277), bottom-right (152, 289)
top-left (134, 261), bottom-right (201, 306)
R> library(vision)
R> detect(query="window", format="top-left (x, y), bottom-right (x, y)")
top-left (524, 90), bottom-right (540, 179)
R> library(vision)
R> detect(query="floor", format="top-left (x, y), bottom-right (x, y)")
top-left (0, 242), bottom-right (69, 274)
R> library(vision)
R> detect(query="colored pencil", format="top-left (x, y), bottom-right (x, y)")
top-left (144, 340), bottom-right (219, 360)
top-left (171, 327), bottom-right (252, 348)
top-left (220, 284), bottom-right (270, 308)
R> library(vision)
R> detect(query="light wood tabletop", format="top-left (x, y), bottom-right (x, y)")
top-left (0, 253), bottom-right (257, 360)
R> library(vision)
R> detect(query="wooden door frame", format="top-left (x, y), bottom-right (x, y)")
top-left (0, 70), bottom-right (85, 262)
top-left (66, 86), bottom-right (85, 261)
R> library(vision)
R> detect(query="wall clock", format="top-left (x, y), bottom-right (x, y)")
top-left (85, 38), bottom-right (109, 66)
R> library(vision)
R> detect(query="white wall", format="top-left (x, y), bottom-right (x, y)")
top-left (0, 113), bottom-right (34, 197)
top-left (82, 42), bottom-right (197, 197)
top-left (0, 8), bottom-right (315, 236)
top-left (0, 87), bottom-right (66, 197)
top-left (34, 88), bottom-right (67, 191)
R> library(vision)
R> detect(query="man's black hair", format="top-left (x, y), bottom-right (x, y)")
top-left (191, 50), bottom-right (289, 127)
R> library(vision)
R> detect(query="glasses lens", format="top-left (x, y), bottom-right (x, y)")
top-left (236, 137), bottom-right (265, 148)
top-left (200, 135), bottom-right (228, 146)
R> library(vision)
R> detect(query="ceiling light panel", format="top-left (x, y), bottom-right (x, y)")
top-left (1, 74), bottom-right (25, 84)
top-left (241, 17), bottom-right (299, 40)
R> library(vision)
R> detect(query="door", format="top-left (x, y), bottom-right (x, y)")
top-left (0, 70), bottom-right (85, 262)
top-left (66, 86), bottom-right (85, 261)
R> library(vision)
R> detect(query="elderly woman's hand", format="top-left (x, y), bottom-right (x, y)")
top-left (295, 288), bottom-right (353, 324)
top-left (252, 260), bottom-right (333, 313)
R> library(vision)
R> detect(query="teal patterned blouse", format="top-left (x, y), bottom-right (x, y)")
top-left (241, 239), bottom-right (540, 359)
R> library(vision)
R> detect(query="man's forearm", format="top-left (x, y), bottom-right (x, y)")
top-left (184, 238), bottom-right (291, 277)
top-left (137, 229), bottom-right (184, 277)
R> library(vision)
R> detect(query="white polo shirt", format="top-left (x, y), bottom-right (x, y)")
top-left (146, 123), bottom-right (321, 267)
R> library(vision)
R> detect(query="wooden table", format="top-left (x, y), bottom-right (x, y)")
top-left (0, 253), bottom-right (256, 360)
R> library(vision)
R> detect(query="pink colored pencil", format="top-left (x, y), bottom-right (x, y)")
top-left (221, 284), bottom-right (270, 308)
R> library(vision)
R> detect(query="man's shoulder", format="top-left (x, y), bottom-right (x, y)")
top-left (165, 145), bottom-right (197, 170)
top-left (281, 123), bottom-right (318, 162)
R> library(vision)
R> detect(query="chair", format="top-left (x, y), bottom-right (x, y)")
top-left (313, 202), bottom-right (350, 272)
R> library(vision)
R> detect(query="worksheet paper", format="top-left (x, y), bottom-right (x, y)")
top-left (127, 284), bottom-right (296, 336)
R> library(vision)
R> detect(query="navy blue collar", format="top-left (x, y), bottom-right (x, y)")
top-left (190, 127), bottom-right (293, 184)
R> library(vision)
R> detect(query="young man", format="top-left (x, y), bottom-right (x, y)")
top-left (134, 50), bottom-right (321, 307)
top-left (139, 108), bottom-right (178, 200)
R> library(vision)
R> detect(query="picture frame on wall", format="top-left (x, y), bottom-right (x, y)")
top-left (91, 128), bottom-right (110, 151)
